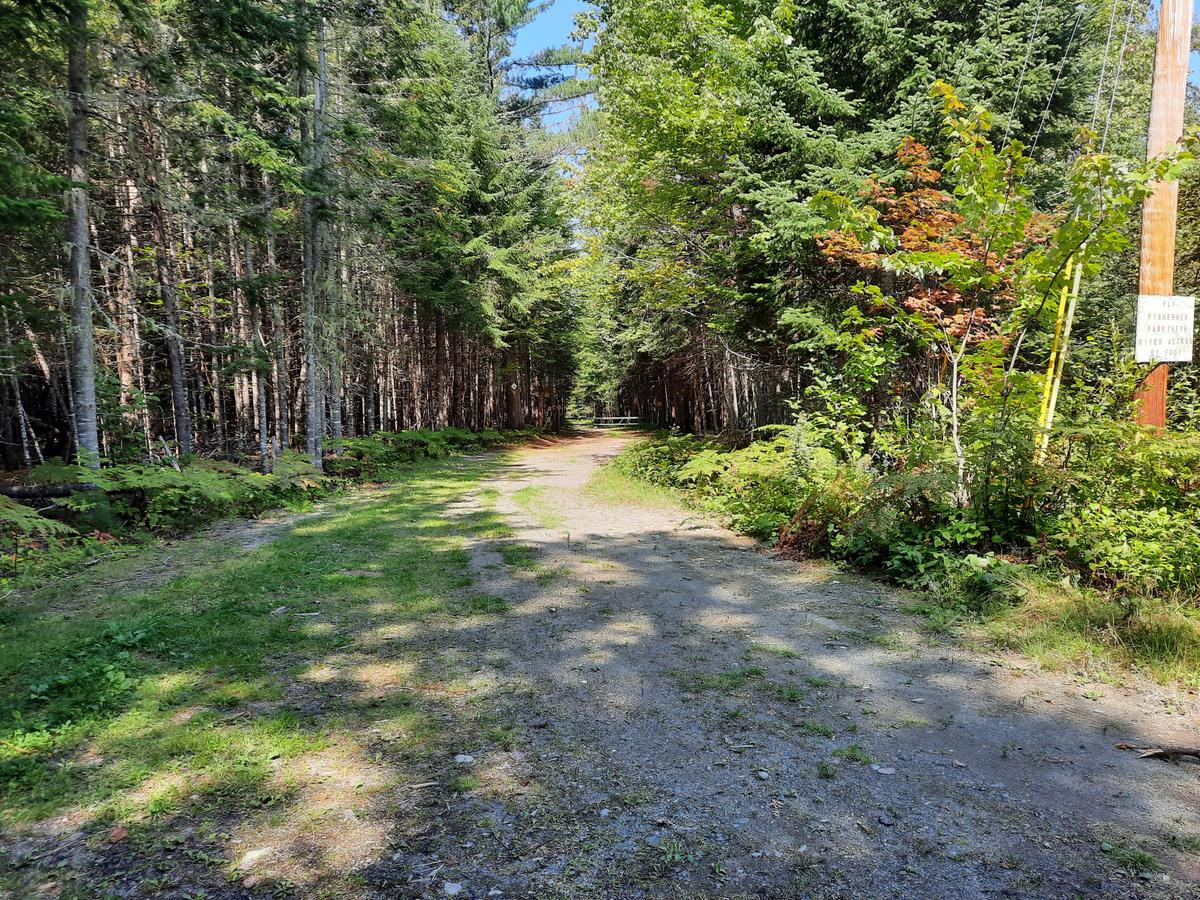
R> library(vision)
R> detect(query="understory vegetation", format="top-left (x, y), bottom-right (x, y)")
top-left (567, 0), bottom-right (1200, 687)
top-left (1, 428), bottom-right (531, 586)
top-left (610, 429), bottom-right (1200, 684)
top-left (0, 451), bottom-right (508, 856)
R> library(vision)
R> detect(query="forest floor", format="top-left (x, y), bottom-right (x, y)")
top-left (2, 431), bottom-right (1199, 899)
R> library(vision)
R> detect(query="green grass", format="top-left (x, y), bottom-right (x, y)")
top-left (750, 642), bottom-right (802, 659)
top-left (500, 542), bottom-right (540, 570)
top-left (831, 743), bottom-right (872, 765)
top-left (673, 667), bottom-right (767, 694)
top-left (535, 565), bottom-right (570, 586)
top-left (0, 455), bottom-right (507, 829)
top-left (512, 484), bottom-right (566, 530)
top-left (584, 465), bottom-right (684, 509)
top-left (1101, 841), bottom-right (1161, 873)
top-left (975, 573), bottom-right (1200, 688)
top-left (798, 720), bottom-right (835, 738)
top-left (848, 629), bottom-right (907, 651)
top-left (1169, 833), bottom-right (1200, 854)
top-left (452, 774), bottom-right (481, 793)
top-left (770, 683), bottom-right (805, 702)
top-left (464, 593), bottom-right (511, 615)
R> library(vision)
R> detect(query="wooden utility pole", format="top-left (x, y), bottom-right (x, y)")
top-left (1134, 0), bottom-right (1192, 428)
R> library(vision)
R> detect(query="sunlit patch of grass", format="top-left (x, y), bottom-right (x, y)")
top-left (977, 573), bottom-right (1200, 688)
top-left (584, 465), bottom-right (683, 509)
top-left (204, 678), bottom-right (280, 709)
top-left (484, 722), bottom-right (517, 751)
top-left (143, 670), bottom-right (203, 704)
top-left (1101, 840), bottom-right (1161, 873)
top-left (0, 454), bottom-right (501, 833)
top-left (847, 629), bottom-right (907, 651)
top-left (750, 642), bottom-right (801, 659)
top-left (889, 716), bottom-right (930, 729)
top-left (513, 485), bottom-right (566, 530)
top-left (577, 557), bottom-right (619, 569)
top-left (536, 565), bottom-right (571, 586)
top-left (1169, 832), bottom-right (1200, 854)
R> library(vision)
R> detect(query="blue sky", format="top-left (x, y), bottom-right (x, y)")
top-left (512, 0), bottom-right (590, 60)
top-left (511, 0), bottom-right (592, 130)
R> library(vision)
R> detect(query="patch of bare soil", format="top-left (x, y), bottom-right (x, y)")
top-left (398, 432), bottom-right (1199, 899)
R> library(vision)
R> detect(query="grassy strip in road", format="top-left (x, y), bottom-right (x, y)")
top-left (0, 453), bottom-right (505, 837)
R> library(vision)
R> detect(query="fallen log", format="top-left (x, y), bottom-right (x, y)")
top-left (0, 483), bottom-right (99, 499)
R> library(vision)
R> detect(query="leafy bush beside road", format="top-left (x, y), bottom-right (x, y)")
top-left (610, 429), bottom-right (1200, 684)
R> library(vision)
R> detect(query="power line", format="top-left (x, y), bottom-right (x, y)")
top-left (1003, 0), bottom-right (1047, 148)
top-left (1031, 4), bottom-right (1085, 152)
top-left (1091, 0), bottom-right (1123, 130)
top-left (1101, 0), bottom-right (1140, 153)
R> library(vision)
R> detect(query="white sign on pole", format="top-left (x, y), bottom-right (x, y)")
top-left (1135, 294), bottom-right (1195, 363)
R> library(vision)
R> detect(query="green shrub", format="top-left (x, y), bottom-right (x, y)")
top-left (610, 433), bottom-right (705, 487)
top-left (1050, 504), bottom-right (1200, 597)
top-left (26, 452), bottom-right (327, 537)
top-left (609, 429), bottom-right (1200, 606)
top-left (3, 428), bottom-right (532, 581)
top-left (326, 428), bottom-right (523, 479)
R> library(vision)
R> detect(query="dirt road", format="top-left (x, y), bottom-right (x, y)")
top-left (429, 431), bottom-right (1199, 898)
top-left (5, 432), bottom-right (1197, 900)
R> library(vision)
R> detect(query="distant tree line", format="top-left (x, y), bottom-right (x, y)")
top-left (0, 0), bottom-right (587, 471)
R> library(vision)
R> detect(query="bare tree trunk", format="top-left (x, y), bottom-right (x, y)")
top-left (301, 13), bottom-right (329, 469)
top-left (205, 245), bottom-right (226, 452)
top-left (227, 218), bottom-right (251, 448)
top-left (2, 310), bottom-right (42, 466)
top-left (67, 0), bottom-right (99, 467)
top-left (327, 226), bottom-right (344, 452)
top-left (505, 345), bottom-right (524, 429)
top-left (243, 240), bottom-right (273, 473)
top-left (264, 177), bottom-right (289, 454)
top-left (144, 123), bottom-right (194, 455)
top-left (109, 110), bottom-right (150, 449)
top-left (365, 349), bottom-right (376, 435)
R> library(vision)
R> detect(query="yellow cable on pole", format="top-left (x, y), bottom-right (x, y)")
top-left (1036, 259), bottom-right (1074, 428)
top-left (1036, 252), bottom-right (1086, 464)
